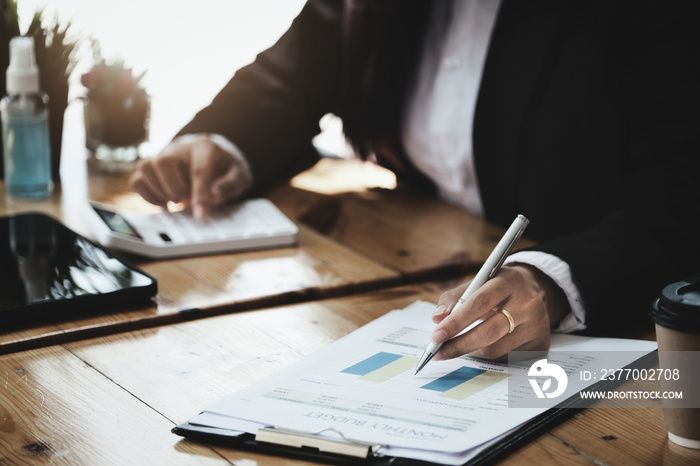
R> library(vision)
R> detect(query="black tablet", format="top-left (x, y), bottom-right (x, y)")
top-left (0, 212), bottom-right (157, 324)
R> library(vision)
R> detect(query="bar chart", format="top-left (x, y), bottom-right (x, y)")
top-left (422, 366), bottom-right (509, 400)
top-left (341, 352), bottom-right (419, 382)
top-left (342, 352), bottom-right (509, 399)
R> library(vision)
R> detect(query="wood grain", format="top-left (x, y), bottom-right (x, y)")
top-left (269, 158), bottom-right (535, 279)
top-left (1, 158), bottom-right (407, 354)
top-left (0, 220), bottom-right (400, 355)
top-left (0, 345), bottom-right (226, 464)
top-left (550, 403), bottom-right (700, 465)
top-left (2, 157), bottom-right (520, 355)
top-left (63, 286), bottom-right (436, 420)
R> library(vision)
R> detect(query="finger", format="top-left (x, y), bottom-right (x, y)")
top-left (130, 172), bottom-right (163, 207)
top-left (209, 164), bottom-right (247, 207)
top-left (130, 160), bottom-right (169, 207)
top-left (432, 278), bottom-right (510, 343)
top-left (151, 155), bottom-right (191, 203)
top-left (468, 330), bottom-right (550, 361)
top-left (445, 300), bottom-right (551, 361)
top-left (438, 309), bottom-right (516, 359)
top-left (432, 282), bottom-right (470, 324)
top-left (189, 142), bottom-right (217, 219)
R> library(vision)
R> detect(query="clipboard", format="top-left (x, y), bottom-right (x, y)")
top-left (172, 351), bottom-right (658, 465)
top-left (172, 410), bottom-right (577, 465)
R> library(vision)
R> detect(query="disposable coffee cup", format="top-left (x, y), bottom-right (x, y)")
top-left (651, 274), bottom-right (700, 449)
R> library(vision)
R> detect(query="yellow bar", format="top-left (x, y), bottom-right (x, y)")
top-left (440, 371), bottom-right (509, 400)
top-left (361, 356), bottom-right (419, 382)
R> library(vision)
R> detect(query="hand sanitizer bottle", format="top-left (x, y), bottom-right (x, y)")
top-left (1, 36), bottom-right (53, 199)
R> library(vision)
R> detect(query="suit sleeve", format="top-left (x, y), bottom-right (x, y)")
top-left (530, 0), bottom-right (700, 333)
top-left (177, 0), bottom-right (344, 195)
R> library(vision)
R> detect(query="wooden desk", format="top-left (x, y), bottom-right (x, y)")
top-left (0, 151), bottom-right (397, 353)
top-left (2, 137), bottom-right (515, 354)
top-left (2, 281), bottom-right (695, 465)
top-left (268, 157), bottom-right (530, 279)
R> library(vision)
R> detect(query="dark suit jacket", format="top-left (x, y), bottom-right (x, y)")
top-left (179, 0), bottom-right (700, 334)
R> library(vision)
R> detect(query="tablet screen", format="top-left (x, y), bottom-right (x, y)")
top-left (0, 212), bottom-right (157, 323)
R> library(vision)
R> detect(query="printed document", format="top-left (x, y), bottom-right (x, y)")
top-left (183, 301), bottom-right (657, 464)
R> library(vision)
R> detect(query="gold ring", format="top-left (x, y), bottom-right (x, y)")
top-left (498, 309), bottom-right (515, 334)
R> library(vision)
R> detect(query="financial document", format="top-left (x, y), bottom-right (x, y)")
top-left (184, 301), bottom-right (657, 464)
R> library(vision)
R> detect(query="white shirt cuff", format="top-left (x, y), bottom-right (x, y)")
top-left (505, 250), bottom-right (587, 333)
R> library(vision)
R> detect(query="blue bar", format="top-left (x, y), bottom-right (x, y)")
top-left (421, 367), bottom-right (486, 392)
top-left (342, 352), bottom-right (403, 376)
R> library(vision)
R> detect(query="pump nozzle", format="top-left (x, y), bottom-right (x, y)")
top-left (6, 36), bottom-right (40, 94)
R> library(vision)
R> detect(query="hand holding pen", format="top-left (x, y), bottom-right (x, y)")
top-left (415, 214), bottom-right (567, 374)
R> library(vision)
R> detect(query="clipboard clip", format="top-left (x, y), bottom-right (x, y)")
top-left (255, 426), bottom-right (384, 458)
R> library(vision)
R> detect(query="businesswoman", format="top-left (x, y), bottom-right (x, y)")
top-left (130, 0), bottom-right (700, 361)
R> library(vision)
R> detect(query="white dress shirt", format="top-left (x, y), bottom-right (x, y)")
top-left (401, 0), bottom-right (586, 333)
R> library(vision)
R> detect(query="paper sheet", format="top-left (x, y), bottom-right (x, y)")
top-left (187, 301), bottom-right (657, 464)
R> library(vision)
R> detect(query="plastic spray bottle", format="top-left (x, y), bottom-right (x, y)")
top-left (1, 36), bottom-right (53, 199)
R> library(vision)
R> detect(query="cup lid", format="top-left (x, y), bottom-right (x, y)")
top-left (651, 274), bottom-right (700, 333)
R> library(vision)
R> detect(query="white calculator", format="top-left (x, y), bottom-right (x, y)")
top-left (84, 199), bottom-right (299, 259)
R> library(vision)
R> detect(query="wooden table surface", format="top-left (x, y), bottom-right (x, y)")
top-left (1, 151), bottom-right (516, 354)
top-left (1, 281), bottom-right (697, 465)
top-left (267, 158), bottom-right (523, 279)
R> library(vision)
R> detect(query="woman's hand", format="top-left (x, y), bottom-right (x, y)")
top-left (129, 135), bottom-right (251, 219)
top-left (431, 264), bottom-right (569, 361)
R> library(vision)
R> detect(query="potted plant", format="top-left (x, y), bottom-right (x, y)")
top-left (0, 0), bottom-right (78, 182)
top-left (81, 42), bottom-right (149, 163)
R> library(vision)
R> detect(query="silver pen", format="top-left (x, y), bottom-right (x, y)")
top-left (414, 214), bottom-right (530, 375)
